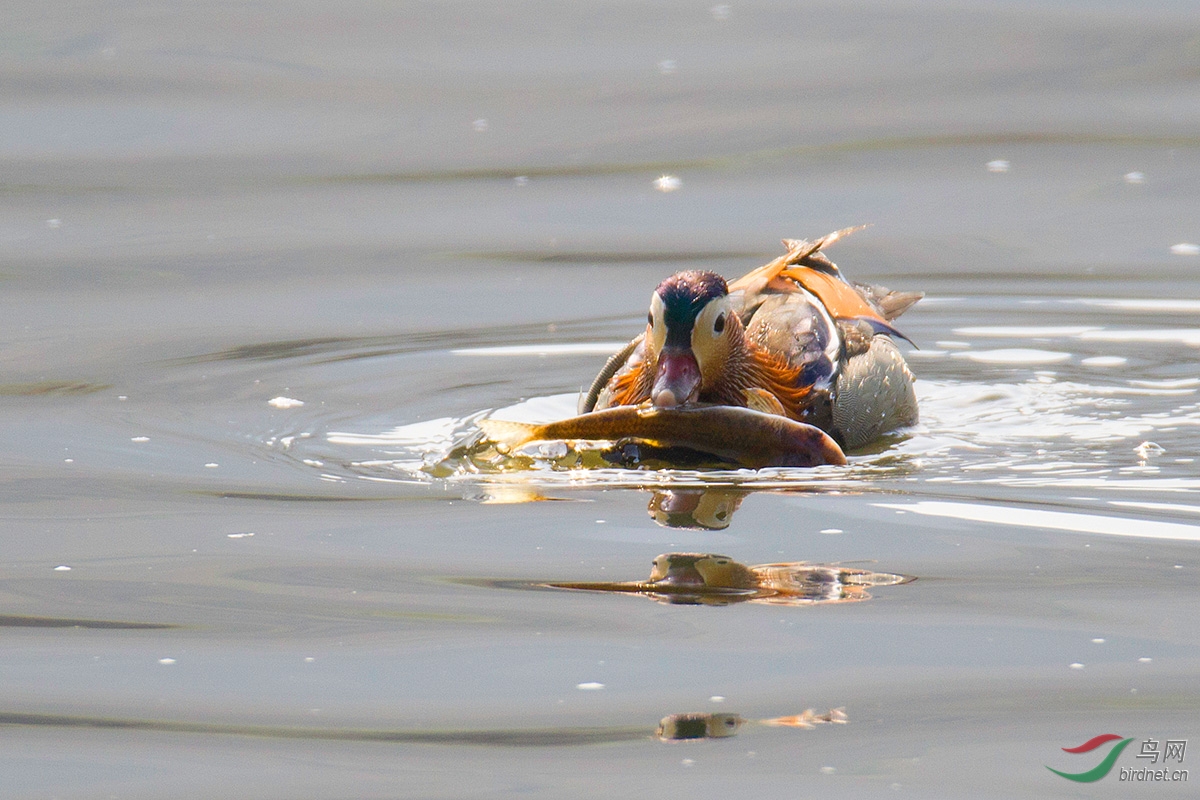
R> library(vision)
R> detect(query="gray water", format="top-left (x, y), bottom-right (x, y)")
top-left (4, 2), bottom-right (1200, 797)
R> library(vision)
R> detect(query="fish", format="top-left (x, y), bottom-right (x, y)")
top-left (477, 404), bottom-right (847, 468)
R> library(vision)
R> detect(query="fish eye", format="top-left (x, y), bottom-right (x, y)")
top-left (713, 313), bottom-right (726, 334)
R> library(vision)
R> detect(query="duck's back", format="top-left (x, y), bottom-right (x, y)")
top-left (831, 336), bottom-right (918, 449)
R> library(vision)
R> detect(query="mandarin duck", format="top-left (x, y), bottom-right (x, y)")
top-left (579, 227), bottom-right (921, 450)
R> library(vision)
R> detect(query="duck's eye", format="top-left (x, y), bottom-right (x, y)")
top-left (713, 313), bottom-right (726, 334)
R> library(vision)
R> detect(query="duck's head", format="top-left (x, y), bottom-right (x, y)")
top-left (648, 553), bottom-right (710, 587)
top-left (646, 270), bottom-right (738, 408)
top-left (648, 553), bottom-right (759, 590)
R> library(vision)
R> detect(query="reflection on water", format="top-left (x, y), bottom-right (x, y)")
top-left (0, 706), bottom-right (845, 746)
top-left (657, 708), bottom-right (847, 741)
top-left (875, 500), bottom-right (1200, 543)
top-left (0, 381), bottom-right (111, 396)
top-left (0, 614), bottom-right (178, 630)
top-left (0, 710), bottom-right (649, 747)
top-left (648, 489), bottom-right (746, 529)
top-left (543, 552), bottom-right (912, 607)
top-left (658, 712), bottom-right (745, 740)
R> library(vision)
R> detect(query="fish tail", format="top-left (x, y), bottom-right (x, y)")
top-left (477, 417), bottom-right (540, 449)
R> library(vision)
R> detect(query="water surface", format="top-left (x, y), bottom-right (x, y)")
top-left (3, 1), bottom-right (1200, 797)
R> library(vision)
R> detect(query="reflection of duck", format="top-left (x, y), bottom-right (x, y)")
top-left (657, 712), bottom-right (745, 740)
top-left (647, 489), bottom-right (746, 530)
top-left (547, 552), bottom-right (913, 606)
top-left (581, 228), bottom-right (921, 449)
top-left (656, 708), bottom-right (846, 741)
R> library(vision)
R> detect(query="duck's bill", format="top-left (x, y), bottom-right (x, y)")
top-left (650, 349), bottom-right (700, 408)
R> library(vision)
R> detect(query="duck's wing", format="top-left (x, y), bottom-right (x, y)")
top-left (781, 265), bottom-right (922, 344)
top-left (778, 267), bottom-right (889, 323)
top-left (732, 225), bottom-right (903, 330)
top-left (852, 283), bottom-right (924, 321)
top-left (745, 293), bottom-right (840, 390)
top-left (735, 226), bottom-right (921, 334)
top-left (728, 226), bottom-right (866, 298)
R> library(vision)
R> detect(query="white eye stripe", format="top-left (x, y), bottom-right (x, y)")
top-left (692, 297), bottom-right (731, 344)
top-left (649, 292), bottom-right (667, 354)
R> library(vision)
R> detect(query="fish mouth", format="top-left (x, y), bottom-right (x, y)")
top-left (651, 348), bottom-right (701, 408)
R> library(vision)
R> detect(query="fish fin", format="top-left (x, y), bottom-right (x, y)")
top-left (742, 387), bottom-right (787, 417)
top-left (477, 417), bottom-right (540, 450)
